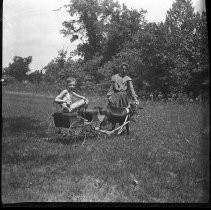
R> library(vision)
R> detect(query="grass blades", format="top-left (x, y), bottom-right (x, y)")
top-left (2, 92), bottom-right (209, 203)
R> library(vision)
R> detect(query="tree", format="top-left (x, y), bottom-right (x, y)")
top-left (98, 21), bottom-right (171, 96)
top-left (164, 0), bottom-right (205, 94)
top-left (61, 0), bottom-right (146, 62)
top-left (61, 0), bottom-right (147, 83)
top-left (187, 11), bottom-right (210, 97)
top-left (27, 70), bottom-right (43, 84)
top-left (55, 49), bottom-right (68, 69)
top-left (42, 60), bottom-right (61, 84)
top-left (4, 56), bottom-right (32, 82)
top-left (58, 0), bottom-right (209, 97)
top-left (43, 49), bottom-right (68, 84)
top-left (101, 5), bottom-right (147, 61)
top-left (42, 50), bottom-right (90, 90)
top-left (61, 0), bottom-right (111, 60)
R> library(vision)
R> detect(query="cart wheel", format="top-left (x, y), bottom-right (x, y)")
top-left (81, 124), bottom-right (99, 139)
top-left (68, 126), bottom-right (84, 146)
top-left (87, 125), bottom-right (99, 138)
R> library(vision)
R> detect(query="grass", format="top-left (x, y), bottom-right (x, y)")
top-left (1, 90), bottom-right (209, 204)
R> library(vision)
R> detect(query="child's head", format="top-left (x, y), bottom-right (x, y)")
top-left (120, 62), bottom-right (129, 77)
top-left (66, 77), bottom-right (76, 90)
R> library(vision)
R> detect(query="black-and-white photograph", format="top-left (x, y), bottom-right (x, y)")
top-left (2, 0), bottom-right (209, 205)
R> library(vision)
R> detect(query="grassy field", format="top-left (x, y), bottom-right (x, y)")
top-left (2, 90), bottom-right (209, 204)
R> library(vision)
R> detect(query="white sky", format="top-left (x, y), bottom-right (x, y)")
top-left (3, 0), bottom-right (206, 72)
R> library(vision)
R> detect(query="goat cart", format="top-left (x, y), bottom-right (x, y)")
top-left (47, 101), bottom-right (141, 145)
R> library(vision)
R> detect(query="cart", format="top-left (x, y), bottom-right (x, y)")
top-left (47, 102), bottom-right (140, 146)
top-left (49, 109), bottom-right (100, 146)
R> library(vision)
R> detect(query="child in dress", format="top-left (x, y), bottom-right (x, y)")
top-left (55, 77), bottom-right (88, 112)
top-left (107, 62), bottom-right (139, 107)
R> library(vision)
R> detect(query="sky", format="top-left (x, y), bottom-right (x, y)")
top-left (3, 0), bottom-right (206, 72)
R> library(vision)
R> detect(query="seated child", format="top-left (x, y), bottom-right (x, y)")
top-left (55, 77), bottom-right (88, 113)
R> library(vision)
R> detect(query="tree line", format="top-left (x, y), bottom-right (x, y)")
top-left (3, 0), bottom-right (209, 100)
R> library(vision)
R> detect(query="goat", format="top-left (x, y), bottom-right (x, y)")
top-left (95, 103), bottom-right (141, 135)
top-left (76, 102), bottom-right (142, 135)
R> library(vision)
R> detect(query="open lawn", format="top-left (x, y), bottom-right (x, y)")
top-left (1, 91), bottom-right (209, 203)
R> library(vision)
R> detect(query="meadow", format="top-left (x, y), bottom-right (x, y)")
top-left (2, 89), bottom-right (209, 204)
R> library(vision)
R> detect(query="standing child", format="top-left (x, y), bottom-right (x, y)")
top-left (107, 62), bottom-right (139, 107)
top-left (55, 77), bottom-right (88, 112)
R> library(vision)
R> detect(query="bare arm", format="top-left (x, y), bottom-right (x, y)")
top-left (54, 90), bottom-right (68, 104)
top-left (72, 91), bottom-right (86, 99)
top-left (128, 80), bottom-right (138, 100)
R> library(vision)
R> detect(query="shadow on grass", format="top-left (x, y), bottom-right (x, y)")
top-left (48, 135), bottom-right (90, 147)
top-left (47, 125), bottom-right (99, 146)
top-left (48, 136), bottom-right (77, 145)
top-left (3, 151), bottom-right (61, 166)
top-left (2, 116), bottom-right (48, 138)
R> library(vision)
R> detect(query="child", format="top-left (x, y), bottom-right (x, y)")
top-left (55, 77), bottom-right (88, 112)
top-left (107, 62), bottom-right (139, 108)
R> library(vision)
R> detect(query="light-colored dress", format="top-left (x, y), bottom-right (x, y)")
top-left (107, 74), bottom-right (138, 108)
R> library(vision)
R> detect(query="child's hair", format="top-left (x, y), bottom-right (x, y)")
top-left (66, 77), bottom-right (76, 83)
top-left (121, 62), bottom-right (129, 69)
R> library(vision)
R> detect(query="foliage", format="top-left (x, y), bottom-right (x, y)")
top-left (96, 0), bottom-right (209, 98)
top-left (61, 0), bottom-right (121, 60)
top-left (55, 49), bottom-right (68, 69)
top-left (164, 0), bottom-right (209, 95)
top-left (43, 60), bottom-right (61, 84)
top-left (1, 75), bottom-right (18, 85)
top-left (3, 0), bottom-right (209, 99)
top-left (3, 56), bottom-right (32, 82)
top-left (61, 0), bottom-right (147, 82)
top-left (27, 70), bottom-right (43, 84)
top-left (42, 50), bottom-right (92, 90)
